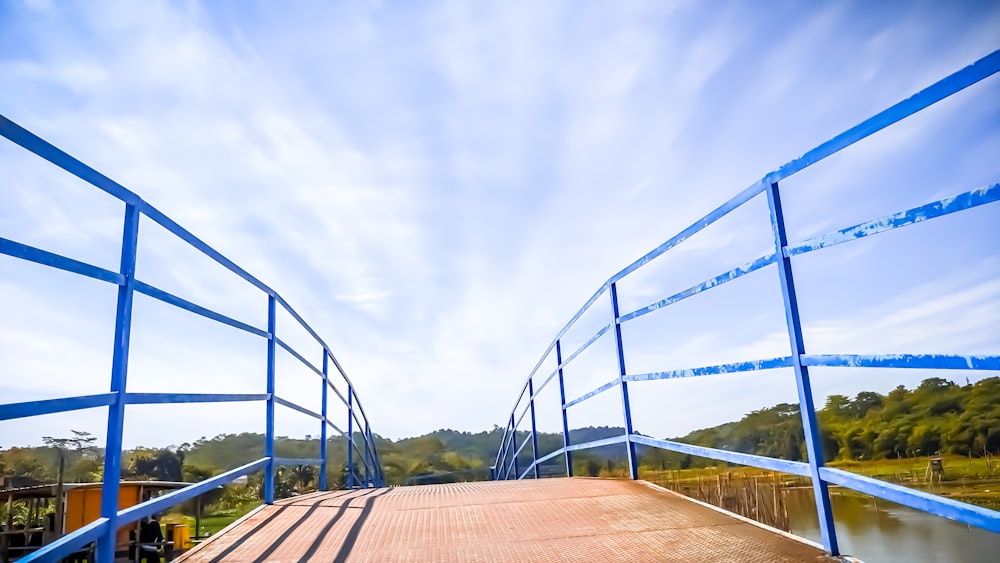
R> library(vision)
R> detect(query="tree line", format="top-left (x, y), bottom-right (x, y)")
top-left (641, 376), bottom-right (1000, 470)
top-left (2, 377), bottom-right (996, 491)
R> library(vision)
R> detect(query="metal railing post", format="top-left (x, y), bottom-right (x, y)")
top-left (510, 414), bottom-right (519, 479)
top-left (766, 181), bottom-right (839, 555)
top-left (347, 385), bottom-right (354, 489)
top-left (320, 352), bottom-right (329, 491)
top-left (264, 295), bottom-right (277, 504)
top-left (528, 379), bottom-right (540, 479)
top-left (496, 429), bottom-right (510, 480)
top-left (610, 282), bottom-right (639, 480)
top-left (371, 433), bottom-right (382, 488)
top-left (556, 340), bottom-right (573, 477)
top-left (97, 203), bottom-right (140, 563)
top-left (364, 421), bottom-right (372, 487)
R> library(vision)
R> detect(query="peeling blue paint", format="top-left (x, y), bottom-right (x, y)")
top-left (561, 323), bottom-right (613, 367)
top-left (530, 368), bottom-right (560, 401)
top-left (564, 377), bottom-right (621, 408)
top-left (786, 183), bottom-right (1000, 257)
top-left (564, 435), bottom-right (628, 452)
top-left (620, 253), bottom-right (777, 323)
top-left (801, 353), bottom-right (999, 370)
top-left (625, 356), bottom-right (794, 382)
top-left (763, 51), bottom-right (1000, 186)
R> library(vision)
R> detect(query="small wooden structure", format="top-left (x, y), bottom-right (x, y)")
top-left (926, 457), bottom-right (945, 485)
top-left (1, 481), bottom-right (192, 561)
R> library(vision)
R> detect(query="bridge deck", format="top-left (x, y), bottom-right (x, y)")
top-left (176, 478), bottom-right (829, 562)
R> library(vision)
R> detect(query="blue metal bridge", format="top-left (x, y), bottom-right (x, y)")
top-left (2, 51), bottom-right (999, 561)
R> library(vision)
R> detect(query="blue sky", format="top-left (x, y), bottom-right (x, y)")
top-left (1, 0), bottom-right (998, 451)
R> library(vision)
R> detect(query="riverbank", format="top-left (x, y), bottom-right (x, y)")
top-left (825, 455), bottom-right (1000, 510)
top-left (637, 454), bottom-right (1000, 530)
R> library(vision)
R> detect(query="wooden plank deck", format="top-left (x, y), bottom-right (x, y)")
top-left (176, 478), bottom-right (833, 562)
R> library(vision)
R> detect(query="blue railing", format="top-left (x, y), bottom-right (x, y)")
top-left (0, 117), bottom-right (384, 561)
top-left (492, 50), bottom-right (1000, 556)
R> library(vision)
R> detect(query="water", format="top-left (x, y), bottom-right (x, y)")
top-left (785, 488), bottom-right (1000, 562)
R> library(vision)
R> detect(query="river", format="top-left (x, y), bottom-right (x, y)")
top-left (785, 488), bottom-right (1000, 562)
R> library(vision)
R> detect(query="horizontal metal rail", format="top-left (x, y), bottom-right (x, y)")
top-left (564, 435), bottom-right (628, 452)
top-left (801, 353), bottom-right (1000, 370)
top-left (785, 183), bottom-right (999, 257)
top-left (19, 517), bottom-right (109, 563)
top-left (629, 435), bottom-right (811, 477)
top-left (564, 378), bottom-right (620, 409)
top-left (274, 396), bottom-right (324, 420)
top-left (133, 279), bottom-right (267, 337)
top-left (619, 253), bottom-right (777, 323)
top-left (123, 392), bottom-right (270, 405)
top-left (530, 368), bottom-right (559, 401)
top-left (492, 50), bottom-right (1000, 557)
top-left (819, 466), bottom-right (1000, 533)
top-left (0, 237), bottom-right (124, 284)
top-left (560, 324), bottom-right (612, 368)
top-left (625, 356), bottom-right (794, 382)
top-left (275, 337), bottom-right (325, 377)
top-left (0, 393), bottom-right (116, 420)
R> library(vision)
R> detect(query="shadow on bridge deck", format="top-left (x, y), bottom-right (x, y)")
top-left (176, 477), bottom-right (834, 562)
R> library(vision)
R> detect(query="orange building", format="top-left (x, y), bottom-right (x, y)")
top-left (1, 481), bottom-right (192, 560)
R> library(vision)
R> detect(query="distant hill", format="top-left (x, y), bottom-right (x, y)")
top-left (4, 377), bottom-right (995, 487)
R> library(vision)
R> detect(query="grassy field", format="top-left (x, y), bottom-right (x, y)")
top-left (162, 504), bottom-right (260, 538)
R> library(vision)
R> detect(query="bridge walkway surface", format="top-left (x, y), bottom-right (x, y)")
top-left (176, 478), bottom-right (832, 562)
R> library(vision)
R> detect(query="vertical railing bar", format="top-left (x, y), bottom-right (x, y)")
top-left (556, 340), bottom-right (573, 477)
top-left (264, 295), bottom-right (277, 504)
top-left (505, 419), bottom-right (515, 479)
top-left (528, 378), bottom-right (540, 479)
top-left (499, 421), bottom-right (510, 479)
top-left (347, 384), bottom-right (354, 489)
top-left (364, 421), bottom-right (372, 487)
top-left (320, 351), bottom-right (329, 491)
top-left (503, 420), bottom-right (516, 478)
top-left (766, 181), bottom-right (839, 555)
top-left (610, 283), bottom-right (639, 480)
top-left (97, 202), bottom-right (140, 563)
top-left (493, 426), bottom-right (510, 475)
top-left (496, 424), bottom-right (511, 480)
top-left (377, 431), bottom-right (385, 487)
top-left (370, 425), bottom-right (376, 487)
top-left (369, 427), bottom-right (375, 487)
top-left (375, 427), bottom-right (384, 487)
top-left (510, 414), bottom-right (519, 480)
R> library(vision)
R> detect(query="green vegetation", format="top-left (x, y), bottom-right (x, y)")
top-left (641, 376), bottom-right (1000, 469)
top-left (2, 377), bottom-right (997, 527)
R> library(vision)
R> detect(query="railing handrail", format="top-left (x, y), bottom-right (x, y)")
top-left (0, 116), bottom-right (385, 561)
top-left (492, 49), bottom-right (1000, 557)
top-left (493, 49), bottom-right (1000, 471)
